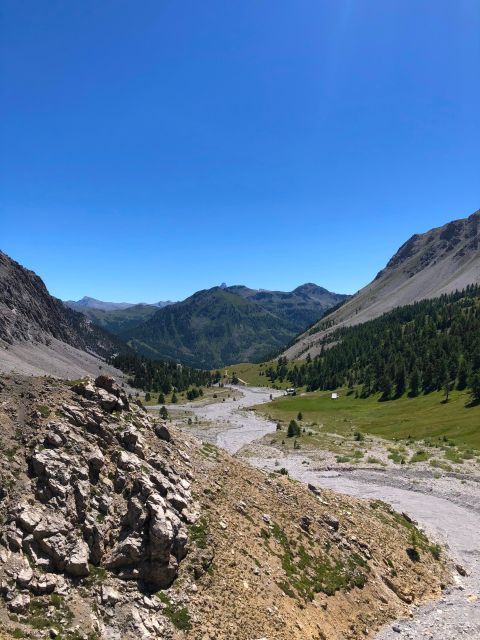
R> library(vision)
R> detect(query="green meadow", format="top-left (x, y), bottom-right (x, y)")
top-left (255, 388), bottom-right (480, 450)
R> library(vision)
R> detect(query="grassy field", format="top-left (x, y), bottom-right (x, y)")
top-left (141, 385), bottom-right (231, 407)
top-left (221, 362), bottom-right (297, 389)
top-left (255, 388), bottom-right (480, 450)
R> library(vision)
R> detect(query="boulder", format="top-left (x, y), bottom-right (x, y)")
top-left (321, 514), bottom-right (340, 531)
top-left (154, 423), bottom-right (171, 442)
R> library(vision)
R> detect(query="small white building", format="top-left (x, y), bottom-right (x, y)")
top-left (331, 392), bottom-right (339, 400)
top-left (286, 388), bottom-right (296, 396)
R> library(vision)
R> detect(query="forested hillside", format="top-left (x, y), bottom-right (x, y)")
top-left (284, 209), bottom-right (480, 360)
top-left (109, 352), bottom-right (218, 392)
top-left (269, 285), bottom-right (480, 401)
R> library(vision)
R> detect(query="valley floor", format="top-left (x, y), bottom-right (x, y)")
top-left (153, 386), bottom-right (480, 640)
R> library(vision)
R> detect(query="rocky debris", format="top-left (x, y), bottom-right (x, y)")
top-left (0, 376), bottom-right (451, 640)
top-left (72, 375), bottom-right (130, 412)
top-left (0, 375), bottom-right (197, 639)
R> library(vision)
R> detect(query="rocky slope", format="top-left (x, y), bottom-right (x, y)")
top-left (121, 284), bottom-right (346, 368)
top-left (284, 209), bottom-right (480, 359)
top-left (0, 251), bottom-right (128, 377)
top-left (0, 374), bottom-right (449, 639)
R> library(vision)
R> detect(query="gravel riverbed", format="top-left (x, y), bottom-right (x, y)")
top-left (163, 386), bottom-right (480, 639)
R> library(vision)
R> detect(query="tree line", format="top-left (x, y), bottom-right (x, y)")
top-left (267, 285), bottom-right (480, 402)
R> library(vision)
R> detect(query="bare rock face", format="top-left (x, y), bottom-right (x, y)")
top-left (0, 250), bottom-right (124, 357)
top-left (0, 375), bottom-right (197, 637)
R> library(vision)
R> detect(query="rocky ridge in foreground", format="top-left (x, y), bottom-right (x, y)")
top-left (0, 375), bottom-right (449, 639)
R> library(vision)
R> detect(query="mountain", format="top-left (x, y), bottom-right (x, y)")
top-left (279, 285), bottom-right (480, 399)
top-left (65, 296), bottom-right (173, 311)
top-left (65, 296), bottom-right (135, 311)
top-left (64, 297), bottom-right (175, 337)
top-left (64, 302), bottom-right (161, 335)
top-left (120, 284), bottom-right (346, 368)
top-left (228, 283), bottom-right (348, 331)
top-left (0, 251), bottom-right (128, 378)
top-left (284, 209), bottom-right (480, 360)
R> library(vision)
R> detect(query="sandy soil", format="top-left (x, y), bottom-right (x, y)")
top-left (170, 385), bottom-right (480, 640)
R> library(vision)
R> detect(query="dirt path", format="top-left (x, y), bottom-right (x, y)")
top-left (173, 386), bottom-right (480, 639)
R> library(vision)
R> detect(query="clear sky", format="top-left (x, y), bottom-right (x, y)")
top-left (1, 1), bottom-right (479, 302)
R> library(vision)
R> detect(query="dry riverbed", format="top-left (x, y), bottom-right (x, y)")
top-left (149, 385), bottom-right (480, 639)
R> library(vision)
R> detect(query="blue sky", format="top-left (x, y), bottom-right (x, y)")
top-left (1, 1), bottom-right (479, 302)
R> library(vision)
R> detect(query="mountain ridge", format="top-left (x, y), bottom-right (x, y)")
top-left (283, 209), bottom-right (480, 360)
top-left (120, 283), bottom-right (347, 368)
top-left (65, 296), bottom-right (174, 311)
top-left (0, 251), bottom-right (130, 378)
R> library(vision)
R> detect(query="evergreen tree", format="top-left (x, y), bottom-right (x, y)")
top-left (457, 359), bottom-right (469, 390)
top-left (395, 365), bottom-right (406, 398)
top-left (379, 374), bottom-right (393, 401)
top-left (159, 406), bottom-right (168, 419)
top-left (469, 372), bottom-right (480, 404)
top-left (409, 369), bottom-right (420, 397)
top-left (287, 420), bottom-right (300, 438)
top-left (158, 392), bottom-right (165, 404)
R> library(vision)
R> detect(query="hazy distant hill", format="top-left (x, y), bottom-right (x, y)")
top-left (65, 297), bottom-right (174, 334)
top-left (120, 284), bottom-right (346, 368)
top-left (284, 209), bottom-right (480, 360)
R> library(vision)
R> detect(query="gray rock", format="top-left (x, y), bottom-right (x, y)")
top-left (154, 423), bottom-right (171, 442)
top-left (8, 593), bottom-right (30, 613)
top-left (321, 513), bottom-right (340, 531)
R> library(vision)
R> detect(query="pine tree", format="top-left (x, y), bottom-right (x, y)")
top-left (395, 365), bottom-right (406, 398)
top-left (159, 406), bottom-right (168, 419)
top-left (456, 359), bottom-right (469, 390)
top-left (379, 374), bottom-right (393, 401)
top-left (409, 369), bottom-right (420, 397)
top-left (287, 420), bottom-right (300, 438)
top-left (469, 372), bottom-right (480, 404)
